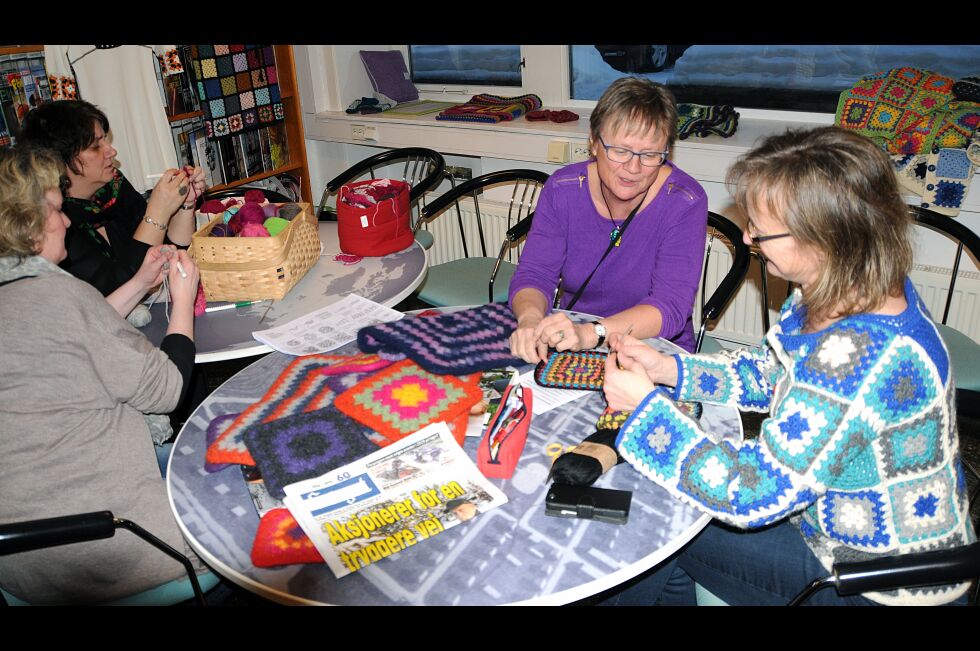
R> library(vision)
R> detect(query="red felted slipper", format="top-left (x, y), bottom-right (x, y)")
top-left (525, 109), bottom-right (552, 121)
top-left (550, 110), bottom-right (580, 123)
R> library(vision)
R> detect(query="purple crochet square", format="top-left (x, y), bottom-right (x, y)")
top-left (359, 50), bottom-right (419, 103)
top-left (205, 412), bottom-right (240, 473)
top-left (243, 409), bottom-right (378, 499)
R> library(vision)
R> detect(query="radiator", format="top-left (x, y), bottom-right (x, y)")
top-left (422, 198), bottom-right (526, 266)
top-left (698, 243), bottom-right (980, 346)
top-left (426, 206), bottom-right (980, 346)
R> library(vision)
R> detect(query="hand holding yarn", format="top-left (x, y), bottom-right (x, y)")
top-left (134, 245), bottom-right (171, 291)
top-left (167, 250), bottom-right (199, 307)
top-left (603, 350), bottom-right (656, 412)
top-left (147, 168), bottom-right (190, 222)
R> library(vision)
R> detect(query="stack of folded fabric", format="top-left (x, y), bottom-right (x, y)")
top-left (676, 104), bottom-right (740, 140)
top-left (436, 93), bottom-right (543, 124)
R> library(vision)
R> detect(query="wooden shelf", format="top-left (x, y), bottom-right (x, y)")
top-left (0, 45), bottom-right (43, 56)
top-left (168, 110), bottom-right (203, 123)
top-left (206, 162), bottom-right (304, 193)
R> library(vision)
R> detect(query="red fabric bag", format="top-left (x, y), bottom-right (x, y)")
top-left (336, 178), bottom-right (413, 256)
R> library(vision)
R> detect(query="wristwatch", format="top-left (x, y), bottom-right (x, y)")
top-left (590, 321), bottom-right (607, 348)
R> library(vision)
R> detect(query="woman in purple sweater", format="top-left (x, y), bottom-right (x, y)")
top-left (508, 78), bottom-right (708, 362)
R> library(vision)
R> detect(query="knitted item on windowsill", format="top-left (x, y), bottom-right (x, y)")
top-left (357, 302), bottom-right (522, 375)
top-left (334, 360), bottom-right (482, 447)
top-left (676, 104), bottom-right (739, 140)
top-left (206, 353), bottom-right (393, 466)
top-left (251, 508), bottom-right (324, 567)
top-left (244, 408), bottom-right (380, 499)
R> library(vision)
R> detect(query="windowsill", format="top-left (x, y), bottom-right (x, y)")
top-left (304, 108), bottom-right (980, 212)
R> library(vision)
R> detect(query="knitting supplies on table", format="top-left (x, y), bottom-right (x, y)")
top-left (189, 202), bottom-right (320, 302)
top-left (336, 178), bottom-right (413, 257)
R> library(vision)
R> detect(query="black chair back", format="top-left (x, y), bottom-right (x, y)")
top-left (909, 206), bottom-right (980, 325)
top-left (696, 211), bottom-right (751, 352)
top-left (320, 147), bottom-right (446, 223)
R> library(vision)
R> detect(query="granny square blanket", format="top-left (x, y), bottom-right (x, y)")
top-left (191, 44), bottom-right (285, 139)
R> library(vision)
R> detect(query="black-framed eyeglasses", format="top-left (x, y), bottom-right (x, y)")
top-left (750, 232), bottom-right (792, 245)
top-left (746, 220), bottom-right (792, 245)
top-left (597, 136), bottom-right (668, 168)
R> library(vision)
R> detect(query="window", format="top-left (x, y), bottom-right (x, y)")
top-left (570, 45), bottom-right (980, 112)
top-left (408, 45), bottom-right (523, 87)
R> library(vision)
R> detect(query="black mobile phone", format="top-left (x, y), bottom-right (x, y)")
top-left (544, 483), bottom-right (632, 525)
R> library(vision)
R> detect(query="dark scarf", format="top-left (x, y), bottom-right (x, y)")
top-left (63, 169), bottom-right (126, 256)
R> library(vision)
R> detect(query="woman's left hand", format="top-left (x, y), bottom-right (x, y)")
top-left (184, 166), bottom-right (207, 203)
top-left (133, 245), bottom-right (171, 290)
top-left (532, 313), bottom-right (596, 352)
top-left (604, 350), bottom-right (656, 412)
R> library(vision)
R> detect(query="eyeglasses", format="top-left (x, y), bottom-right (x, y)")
top-left (746, 221), bottom-right (792, 246)
top-left (597, 136), bottom-right (668, 168)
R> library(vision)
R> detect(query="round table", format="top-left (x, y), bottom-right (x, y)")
top-left (167, 327), bottom-right (742, 605)
top-left (141, 222), bottom-right (428, 363)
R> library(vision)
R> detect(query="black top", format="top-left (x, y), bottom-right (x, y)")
top-left (61, 173), bottom-right (152, 296)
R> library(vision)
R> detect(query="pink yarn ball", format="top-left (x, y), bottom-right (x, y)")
top-left (199, 199), bottom-right (226, 214)
top-left (227, 213), bottom-right (243, 235)
top-left (238, 202), bottom-right (266, 224)
top-left (239, 222), bottom-right (270, 237)
top-left (244, 189), bottom-right (267, 204)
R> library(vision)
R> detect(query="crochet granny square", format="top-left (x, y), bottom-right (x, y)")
top-left (535, 350), bottom-right (607, 391)
top-left (251, 508), bottom-right (323, 567)
top-left (334, 360), bottom-right (482, 446)
top-left (244, 409), bottom-right (379, 499)
top-left (357, 303), bottom-right (522, 375)
top-left (207, 353), bottom-right (392, 466)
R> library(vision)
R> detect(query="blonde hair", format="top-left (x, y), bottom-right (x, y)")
top-left (0, 147), bottom-right (65, 259)
top-left (590, 77), bottom-right (678, 152)
top-left (727, 127), bottom-right (912, 322)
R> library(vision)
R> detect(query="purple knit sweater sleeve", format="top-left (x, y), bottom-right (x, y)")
top-left (508, 161), bottom-right (707, 352)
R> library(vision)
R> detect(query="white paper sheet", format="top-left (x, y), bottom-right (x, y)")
top-left (518, 369), bottom-right (592, 415)
top-left (251, 294), bottom-right (403, 355)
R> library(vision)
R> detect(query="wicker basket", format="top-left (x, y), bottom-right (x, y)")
top-left (189, 203), bottom-right (321, 302)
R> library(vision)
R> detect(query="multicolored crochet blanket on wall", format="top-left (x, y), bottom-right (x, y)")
top-left (191, 44), bottom-right (285, 139)
top-left (836, 67), bottom-right (980, 217)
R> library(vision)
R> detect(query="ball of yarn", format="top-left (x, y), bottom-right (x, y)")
top-left (262, 203), bottom-right (280, 218)
top-left (278, 203), bottom-right (304, 220)
top-left (223, 198), bottom-right (243, 209)
top-left (210, 222), bottom-right (231, 237)
top-left (199, 199), bottom-right (226, 214)
top-left (244, 189), bottom-right (267, 204)
top-left (263, 217), bottom-right (290, 236)
top-left (221, 205), bottom-right (240, 224)
top-left (238, 202), bottom-right (266, 224)
top-left (240, 222), bottom-right (270, 237)
top-left (227, 213), bottom-right (243, 235)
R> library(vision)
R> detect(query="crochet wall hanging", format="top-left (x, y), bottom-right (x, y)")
top-left (836, 67), bottom-right (980, 216)
top-left (191, 45), bottom-right (285, 139)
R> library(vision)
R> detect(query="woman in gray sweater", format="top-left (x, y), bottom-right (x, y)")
top-left (0, 147), bottom-right (202, 604)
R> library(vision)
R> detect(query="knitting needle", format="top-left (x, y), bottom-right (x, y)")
top-left (610, 324), bottom-right (634, 370)
top-left (175, 260), bottom-right (187, 279)
top-left (259, 302), bottom-right (274, 324)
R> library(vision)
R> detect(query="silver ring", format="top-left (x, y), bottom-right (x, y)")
top-left (556, 331), bottom-right (565, 341)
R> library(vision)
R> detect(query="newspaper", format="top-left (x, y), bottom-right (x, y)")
top-left (252, 294), bottom-right (402, 355)
top-left (283, 422), bottom-right (508, 579)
